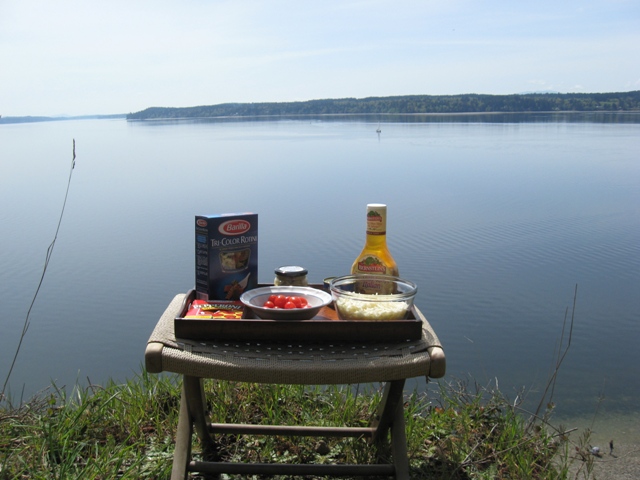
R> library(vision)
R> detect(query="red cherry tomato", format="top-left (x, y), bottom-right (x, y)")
top-left (274, 295), bottom-right (287, 308)
top-left (262, 294), bottom-right (311, 309)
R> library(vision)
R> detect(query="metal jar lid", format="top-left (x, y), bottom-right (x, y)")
top-left (275, 266), bottom-right (308, 277)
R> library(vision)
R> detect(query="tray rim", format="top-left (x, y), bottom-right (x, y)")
top-left (175, 287), bottom-right (422, 324)
top-left (173, 286), bottom-right (424, 342)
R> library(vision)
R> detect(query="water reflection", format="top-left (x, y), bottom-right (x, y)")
top-left (126, 111), bottom-right (640, 126)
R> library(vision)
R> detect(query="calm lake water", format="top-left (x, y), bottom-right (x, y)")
top-left (1, 113), bottom-right (639, 444)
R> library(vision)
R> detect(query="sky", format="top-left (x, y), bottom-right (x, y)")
top-left (1, 0), bottom-right (639, 117)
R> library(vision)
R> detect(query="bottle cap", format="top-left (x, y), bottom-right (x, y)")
top-left (365, 204), bottom-right (387, 235)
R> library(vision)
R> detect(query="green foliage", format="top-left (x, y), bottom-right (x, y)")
top-left (0, 371), bottom-right (179, 479)
top-left (0, 372), bottom-right (589, 479)
top-left (413, 379), bottom-right (568, 479)
top-left (126, 91), bottom-right (640, 120)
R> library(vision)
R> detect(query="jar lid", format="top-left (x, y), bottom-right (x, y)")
top-left (275, 266), bottom-right (308, 277)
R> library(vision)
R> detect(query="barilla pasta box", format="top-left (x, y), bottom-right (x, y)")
top-left (195, 213), bottom-right (258, 301)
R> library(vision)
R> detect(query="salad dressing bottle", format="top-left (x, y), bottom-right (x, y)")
top-left (351, 204), bottom-right (399, 280)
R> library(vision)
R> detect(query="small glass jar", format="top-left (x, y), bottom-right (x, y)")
top-left (274, 266), bottom-right (308, 286)
top-left (323, 277), bottom-right (336, 292)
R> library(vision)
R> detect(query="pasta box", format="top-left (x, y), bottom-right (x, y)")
top-left (195, 213), bottom-right (258, 301)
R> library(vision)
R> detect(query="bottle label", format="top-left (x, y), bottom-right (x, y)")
top-left (356, 277), bottom-right (393, 295)
top-left (352, 257), bottom-right (394, 294)
top-left (366, 207), bottom-right (386, 235)
top-left (354, 255), bottom-right (387, 274)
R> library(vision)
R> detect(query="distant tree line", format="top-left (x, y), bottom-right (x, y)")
top-left (126, 91), bottom-right (640, 120)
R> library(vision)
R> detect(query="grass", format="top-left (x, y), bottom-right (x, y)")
top-left (0, 371), bottom-right (594, 479)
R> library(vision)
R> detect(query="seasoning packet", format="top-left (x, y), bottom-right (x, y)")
top-left (184, 299), bottom-right (244, 320)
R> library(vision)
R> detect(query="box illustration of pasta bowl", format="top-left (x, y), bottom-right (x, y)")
top-left (195, 213), bottom-right (258, 301)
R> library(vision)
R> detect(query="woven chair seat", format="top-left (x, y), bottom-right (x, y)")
top-left (146, 293), bottom-right (445, 384)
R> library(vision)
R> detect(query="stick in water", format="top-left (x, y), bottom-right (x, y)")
top-left (1, 140), bottom-right (76, 402)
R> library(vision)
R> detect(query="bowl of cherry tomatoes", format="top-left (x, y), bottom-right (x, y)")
top-left (240, 286), bottom-right (332, 320)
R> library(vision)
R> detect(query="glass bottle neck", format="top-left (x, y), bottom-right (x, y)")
top-left (364, 233), bottom-right (388, 248)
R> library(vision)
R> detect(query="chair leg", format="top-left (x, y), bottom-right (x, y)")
top-left (391, 398), bottom-right (410, 480)
top-left (371, 380), bottom-right (410, 479)
top-left (372, 380), bottom-right (406, 443)
top-left (171, 382), bottom-right (193, 480)
top-left (183, 376), bottom-right (218, 457)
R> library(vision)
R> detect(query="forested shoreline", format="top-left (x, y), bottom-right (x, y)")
top-left (127, 91), bottom-right (640, 120)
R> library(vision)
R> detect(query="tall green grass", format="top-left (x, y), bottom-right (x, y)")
top-left (0, 370), bottom-right (593, 479)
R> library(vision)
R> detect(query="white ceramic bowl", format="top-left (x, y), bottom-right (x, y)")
top-left (240, 286), bottom-right (332, 320)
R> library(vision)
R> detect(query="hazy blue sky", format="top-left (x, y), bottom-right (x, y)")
top-left (1, 0), bottom-right (639, 116)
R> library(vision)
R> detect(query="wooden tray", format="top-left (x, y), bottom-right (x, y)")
top-left (174, 288), bottom-right (423, 343)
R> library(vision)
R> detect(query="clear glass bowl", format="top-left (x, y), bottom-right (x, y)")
top-left (329, 275), bottom-right (417, 321)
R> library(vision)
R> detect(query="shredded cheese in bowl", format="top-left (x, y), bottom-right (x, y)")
top-left (335, 294), bottom-right (410, 321)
